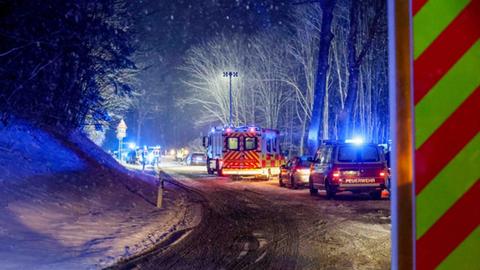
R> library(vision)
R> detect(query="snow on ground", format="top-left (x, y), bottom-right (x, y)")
top-left (0, 120), bottom-right (199, 270)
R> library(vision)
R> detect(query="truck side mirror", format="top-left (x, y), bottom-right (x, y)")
top-left (202, 136), bottom-right (208, 147)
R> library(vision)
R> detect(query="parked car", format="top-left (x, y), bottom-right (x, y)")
top-left (309, 141), bottom-right (388, 199)
top-left (186, 152), bottom-right (207, 166)
top-left (279, 156), bottom-right (312, 189)
top-left (126, 150), bottom-right (138, 164)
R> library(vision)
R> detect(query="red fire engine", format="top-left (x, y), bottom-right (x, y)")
top-left (203, 126), bottom-right (284, 179)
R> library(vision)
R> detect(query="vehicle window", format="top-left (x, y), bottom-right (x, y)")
top-left (313, 150), bottom-right (321, 163)
top-left (298, 159), bottom-right (308, 167)
top-left (227, 137), bottom-right (239, 150)
top-left (359, 146), bottom-right (380, 162)
top-left (319, 147), bottom-right (328, 164)
top-left (245, 137), bottom-right (257, 150)
top-left (266, 139), bottom-right (271, 152)
top-left (338, 146), bottom-right (357, 162)
top-left (290, 158), bottom-right (296, 166)
top-left (337, 146), bottom-right (380, 162)
top-left (325, 147), bottom-right (332, 163)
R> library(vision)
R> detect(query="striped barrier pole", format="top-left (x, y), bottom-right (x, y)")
top-left (413, 0), bottom-right (480, 269)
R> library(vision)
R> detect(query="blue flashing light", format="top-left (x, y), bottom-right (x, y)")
top-left (128, 142), bottom-right (136, 150)
top-left (345, 137), bottom-right (364, 145)
top-left (147, 152), bottom-right (155, 163)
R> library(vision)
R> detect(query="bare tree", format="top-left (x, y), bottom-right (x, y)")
top-left (181, 35), bottom-right (252, 126)
top-left (305, 0), bottom-right (337, 155)
top-left (283, 4), bottom-right (321, 154)
top-left (340, 0), bottom-right (385, 139)
top-left (250, 33), bottom-right (291, 130)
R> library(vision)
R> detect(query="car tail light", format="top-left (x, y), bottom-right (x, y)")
top-left (332, 171), bottom-right (341, 178)
top-left (379, 171), bottom-right (386, 177)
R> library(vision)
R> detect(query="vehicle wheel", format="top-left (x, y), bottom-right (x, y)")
top-left (206, 159), bottom-right (214, 175)
top-left (386, 177), bottom-right (391, 193)
top-left (290, 176), bottom-right (298, 189)
top-left (309, 177), bottom-right (318, 195)
top-left (325, 179), bottom-right (336, 200)
top-left (279, 177), bottom-right (285, 187)
top-left (216, 160), bottom-right (223, 176)
top-left (370, 190), bottom-right (382, 200)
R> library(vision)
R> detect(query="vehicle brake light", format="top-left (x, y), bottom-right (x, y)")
top-left (332, 171), bottom-right (341, 178)
top-left (379, 171), bottom-right (386, 177)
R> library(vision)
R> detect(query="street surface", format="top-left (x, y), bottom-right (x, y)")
top-left (113, 162), bottom-right (391, 270)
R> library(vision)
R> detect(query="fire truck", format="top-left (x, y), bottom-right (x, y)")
top-left (203, 126), bottom-right (284, 179)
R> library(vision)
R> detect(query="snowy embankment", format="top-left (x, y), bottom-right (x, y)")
top-left (0, 120), bottom-right (199, 270)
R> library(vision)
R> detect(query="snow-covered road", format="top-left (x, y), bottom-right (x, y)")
top-left (112, 162), bottom-right (391, 270)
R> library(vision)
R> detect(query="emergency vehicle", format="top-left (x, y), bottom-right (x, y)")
top-left (203, 126), bottom-right (284, 179)
top-left (309, 139), bottom-right (388, 199)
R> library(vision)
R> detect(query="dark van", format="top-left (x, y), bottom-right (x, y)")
top-left (309, 142), bottom-right (388, 199)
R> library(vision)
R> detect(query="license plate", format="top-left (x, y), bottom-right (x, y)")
top-left (343, 170), bottom-right (359, 176)
top-left (343, 178), bottom-right (376, 184)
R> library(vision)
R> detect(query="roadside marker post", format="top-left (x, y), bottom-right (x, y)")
top-left (391, 0), bottom-right (479, 269)
top-left (157, 169), bottom-right (164, 208)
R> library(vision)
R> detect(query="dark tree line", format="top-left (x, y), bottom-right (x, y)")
top-left (0, 0), bottom-right (136, 131)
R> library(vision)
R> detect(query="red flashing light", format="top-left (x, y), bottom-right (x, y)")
top-left (249, 127), bottom-right (256, 133)
top-left (226, 128), bottom-right (232, 133)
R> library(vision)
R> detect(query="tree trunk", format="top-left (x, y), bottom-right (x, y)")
top-left (307, 0), bottom-right (336, 155)
top-left (136, 113), bottom-right (143, 146)
top-left (299, 118), bottom-right (307, 156)
top-left (322, 78), bottom-right (329, 139)
top-left (342, 65), bottom-right (360, 139)
top-left (340, 0), bottom-right (383, 139)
